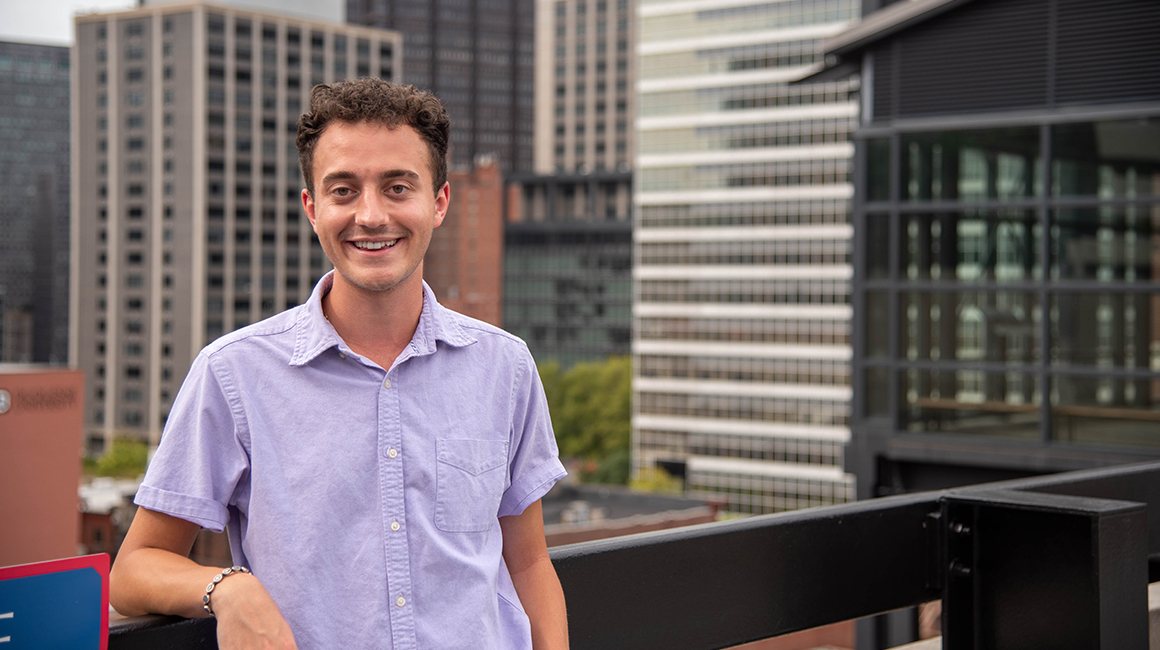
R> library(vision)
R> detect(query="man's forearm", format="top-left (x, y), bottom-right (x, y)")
top-left (111, 544), bottom-right (226, 617)
top-left (509, 555), bottom-right (569, 650)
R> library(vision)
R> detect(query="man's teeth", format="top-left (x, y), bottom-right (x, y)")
top-left (353, 240), bottom-right (398, 250)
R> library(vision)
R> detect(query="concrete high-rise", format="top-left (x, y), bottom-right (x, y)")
top-left (0, 42), bottom-right (71, 364)
top-left (72, 3), bottom-right (400, 451)
top-left (347, 0), bottom-right (535, 172)
top-left (632, 0), bottom-right (861, 513)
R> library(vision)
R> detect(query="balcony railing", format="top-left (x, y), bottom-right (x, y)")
top-left (109, 461), bottom-right (1160, 650)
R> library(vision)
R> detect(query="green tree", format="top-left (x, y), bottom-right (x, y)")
top-left (94, 437), bottom-right (149, 478)
top-left (539, 356), bottom-right (632, 484)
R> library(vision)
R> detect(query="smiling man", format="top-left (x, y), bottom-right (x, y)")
top-left (110, 79), bottom-right (569, 650)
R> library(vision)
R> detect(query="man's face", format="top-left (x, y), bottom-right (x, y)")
top-left (303, 121), bottom-right (449, 297)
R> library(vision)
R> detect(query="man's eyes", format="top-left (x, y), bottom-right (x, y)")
top-left (388, 184), bottom-right (408, 194)
top-left (332, 187), bottom-right (354, 197)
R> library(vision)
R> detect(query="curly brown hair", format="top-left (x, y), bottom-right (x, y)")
top-left (296, 78), bottom-right (450, 197)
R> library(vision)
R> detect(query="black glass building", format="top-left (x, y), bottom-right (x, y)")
top-left (824, 0), bottom-right (1160, 497)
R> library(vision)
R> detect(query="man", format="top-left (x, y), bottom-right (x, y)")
top-left (110, 79), bottom-right (569, 649)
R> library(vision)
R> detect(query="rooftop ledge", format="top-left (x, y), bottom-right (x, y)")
top-left (109, 461), bottom-right (1160, 650)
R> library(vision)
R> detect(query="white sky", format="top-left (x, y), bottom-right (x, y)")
top-left (0, 0), bottom-right (137, 46)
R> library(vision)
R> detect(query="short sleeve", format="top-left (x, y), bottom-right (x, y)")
top-left (134, 351), bottom-right (250, 532)
top-left (498, 350), bottom-right (567, 518)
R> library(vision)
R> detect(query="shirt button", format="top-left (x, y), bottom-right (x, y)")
top-left (387, 448), bottom-right (398, 459)
top-left (383, 378), bottom-right (392, 389)
top-left (396, 595), bottom-right (406, 607)
top-left (338, 352), bottom-right (346, 359)
top-left (390, 520), bottom-right (400, 532)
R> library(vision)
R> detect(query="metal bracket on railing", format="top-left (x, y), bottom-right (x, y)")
top-left (940, 489), bottom-right (1148, 650)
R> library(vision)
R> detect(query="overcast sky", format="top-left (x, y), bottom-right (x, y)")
top-left (0, 0), bottom-right (137, 46)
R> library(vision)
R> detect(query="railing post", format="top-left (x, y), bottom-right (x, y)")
top-left (941, 489), bottom-right (1148, 650)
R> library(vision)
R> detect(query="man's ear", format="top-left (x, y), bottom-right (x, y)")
top-left (302, 188), bottom-right (317, 231)
top-left (432, 181), bottom-right (450, 229)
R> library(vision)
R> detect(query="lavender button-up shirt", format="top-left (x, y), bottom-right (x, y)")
top-left (136, 273), bottom-right (566, 649)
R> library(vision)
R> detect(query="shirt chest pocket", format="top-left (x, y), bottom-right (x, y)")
top-left (435, 438), bottom-right (510, 532)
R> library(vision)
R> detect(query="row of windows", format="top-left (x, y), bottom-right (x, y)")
top-left (206, 249), bottom-right (325, 270)
top-left (0, 54), bottom-right (68, 72)
top-left (637, 355), bottom-right (850, 386)
top-left (639, 200), bottom-right (849, 228)
top-left (554, 39), bottom-right (629, 59)
top-left (554, 140), bottom-right (628, 158)
top-left (637, 392), bottom-right (849, 426)
top-left (639, 159), bottom-right (851, 192)
top-left (641, 118), bottom-right (854, 155)
top-left (637, 429), bottom-right (845, 468)
top-left (555, 0), bottom-right (631, 18)
top-left (640, 0), bottom-right (858, 43)
top-left (638, 279), bottom-right (850, 305)
top-left (507, 278), bottom-right (632, 297)
top-left (638, 239), bottom-right (849, 266)
top-left (208, 206), bottom-right (304, 225)
top-left (206, 38), bottom-right (390, 63)
top-left (636, 316), bottom-right (850, 346)
top-left (868, 207), bottom-right (1160, 285)
top-left (867, 120), bottom-right (1160, 203)
top-left (640, 81), bottom-right (854, 118)
top-left (641, 39), bottom-right (821, 79)
top-left (868, 290), bottom-right (1160, 370)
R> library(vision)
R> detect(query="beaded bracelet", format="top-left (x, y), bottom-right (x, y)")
top-left (202, 566), bottom-right (251, 617)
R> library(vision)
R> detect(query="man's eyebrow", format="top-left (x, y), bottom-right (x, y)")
top-left (320, 170), bottom-right (357, 186)
top-left (379, 169), bottom-right (421, 182)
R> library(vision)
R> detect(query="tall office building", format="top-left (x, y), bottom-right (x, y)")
top-left (346, 0), bottom-right (535, 172)
top-left (632, 0), bottom-right (862, 513)
top-left (73, 3), bottom-right (400, 451)
top-left (0, 42), bottom-right (71, 364)
top-left (501, 0), bottom-right (635, 367)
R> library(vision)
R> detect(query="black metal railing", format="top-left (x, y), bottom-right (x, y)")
top-left (110, 461), bottom-right (1160, 650)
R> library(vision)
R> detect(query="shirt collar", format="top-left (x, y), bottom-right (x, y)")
top-left (290, 271), bottom-right (476, 366)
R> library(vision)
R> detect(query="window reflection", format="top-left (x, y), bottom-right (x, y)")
top-left (1050, 206), bottom-right (1160, 281)
top-left (903, 210), bottom-right (1040, 282)
top-left (901, 369), bottom-right (1041, 438)
top-left (903, 291), bottom-right (1040, 363)
top-left (1052, 376), bottom-right (1160, 447)
top-left (1052, 119), bottom-right (1160, 197)
top-left (1051, 293), bottom-right (1160, 369)
top-left (901, 128), bottom-right (1042, 202)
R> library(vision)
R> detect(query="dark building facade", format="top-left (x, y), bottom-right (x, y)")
top-left (346, 0), bottom-right (535, 172)
top-left (0, 41), bottom-right (71, 364)
top-left (505, 172), bottom-right (632, 367)
top-left (827, 0), bottom-right (1160, 499)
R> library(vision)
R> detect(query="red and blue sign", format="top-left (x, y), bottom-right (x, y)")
top-left (0, 554), bottom-right (109, 649)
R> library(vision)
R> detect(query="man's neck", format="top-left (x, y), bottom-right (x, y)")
top-left (321, 274), bottom-right (424, 370)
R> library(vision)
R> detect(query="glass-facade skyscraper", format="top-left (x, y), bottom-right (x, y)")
top-left (0, 41), bottom-right (71, 364)
top-left (633, 0), bottom-right (861, 513)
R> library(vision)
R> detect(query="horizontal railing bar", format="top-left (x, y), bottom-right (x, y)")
top-left (553, 491), bottom-right (943, 650)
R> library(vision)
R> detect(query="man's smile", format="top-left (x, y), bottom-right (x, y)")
top-left (351, 239), bottom-right (401, 250)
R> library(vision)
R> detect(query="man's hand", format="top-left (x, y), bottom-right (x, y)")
top-left (209, 572), bottom-right (298, 650)
top-left (111, 507), bottom-right (298, 649)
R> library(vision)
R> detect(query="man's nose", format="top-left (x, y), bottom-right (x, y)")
top-left (353, 191), bottom-right (392, 228)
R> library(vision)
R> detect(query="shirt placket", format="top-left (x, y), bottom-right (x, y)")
top-left (379, 355), bottom-right (416, 649)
